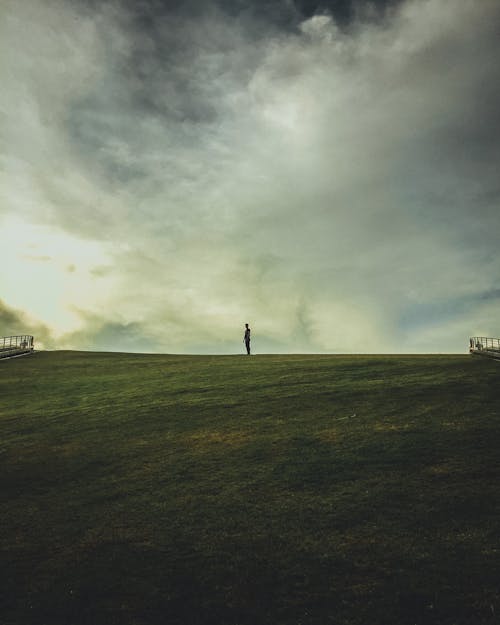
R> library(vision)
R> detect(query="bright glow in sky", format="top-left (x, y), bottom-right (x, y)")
top-left (1, 215), bottom-right (113, 335)
top-left (1, 0), bottom-right (499, 353)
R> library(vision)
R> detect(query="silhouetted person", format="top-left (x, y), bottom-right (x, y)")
top-left (243, 323), bottom-right (251, 355)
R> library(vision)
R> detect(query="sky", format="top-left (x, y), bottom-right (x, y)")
top-left (1, 0), bottom-right (499, 354)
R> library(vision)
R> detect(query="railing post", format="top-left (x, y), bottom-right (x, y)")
top-left (471, 336), bottom-right (500, 358)
top-left (0, 335), bottom-right (35, 357)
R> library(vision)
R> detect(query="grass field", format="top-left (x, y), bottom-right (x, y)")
top-left (1, 351), bottom-right (499, 625)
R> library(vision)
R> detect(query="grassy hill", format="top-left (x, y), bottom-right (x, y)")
top-left (1, 351), bottom-right (499, 625)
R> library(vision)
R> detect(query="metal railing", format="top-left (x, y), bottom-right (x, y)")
top-left (469, 337), bottom-right (500, 353)
top-left (0, 335), bottom-right (34, 359)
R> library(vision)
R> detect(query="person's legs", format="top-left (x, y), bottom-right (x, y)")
top-left (245, 341), bottom-right (251, 355)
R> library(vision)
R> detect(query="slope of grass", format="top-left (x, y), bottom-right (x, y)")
top-left (1, 351), bottom-right (499, 625)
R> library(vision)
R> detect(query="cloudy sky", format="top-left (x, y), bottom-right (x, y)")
top-left (1, 0), bottom-right (499, 354)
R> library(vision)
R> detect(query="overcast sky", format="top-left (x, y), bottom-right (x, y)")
top-left (1, 0), bottom-right (499, 353)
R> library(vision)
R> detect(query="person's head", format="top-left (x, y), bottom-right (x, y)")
top-left (245, 323), bottom-right (249, 328)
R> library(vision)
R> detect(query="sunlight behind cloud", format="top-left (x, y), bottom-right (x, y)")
top-left (1, 216), bottom-right (113, 335)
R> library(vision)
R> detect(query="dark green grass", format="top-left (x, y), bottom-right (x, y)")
top-left (1, 351), bottom-right (499, 625)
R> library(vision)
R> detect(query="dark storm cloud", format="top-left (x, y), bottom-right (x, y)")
top-left (109, 0), bottom-right (403, 28)
top-left (63, 0), bottom-right (410, 196)
top-left (0, 300), bottom-right (54, 347)
top-left (63, 1), bottom-right (267, 189)
top-left (0, 300), bottom-right (28, 332)
top-left (295, 0), bottom-right (403, 24)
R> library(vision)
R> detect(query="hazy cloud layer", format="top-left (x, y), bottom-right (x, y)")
top-left (1, 0), bottom-right (499, 352)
